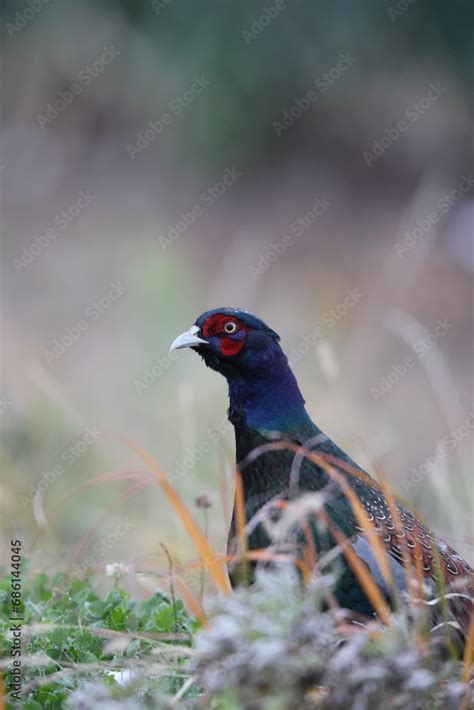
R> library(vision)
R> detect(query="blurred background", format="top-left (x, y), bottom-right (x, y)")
top-left (1, 0), bottom-right (473, 595)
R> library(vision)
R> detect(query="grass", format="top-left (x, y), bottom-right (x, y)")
top-left (0, 563), bottom-right (472, 708)
top-left (1, 439), bottom-right (472, 707)
top-left (0, 573), bottom-right (199, 710)
top-left (0, 566), bottom-right (199, 708)
top-left (195, 566), bottom-right (472, 709)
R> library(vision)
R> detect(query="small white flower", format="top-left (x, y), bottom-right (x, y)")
top-left (105, 562), bottom-right (129, 578)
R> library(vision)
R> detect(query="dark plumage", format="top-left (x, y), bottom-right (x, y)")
top-left (171, 308), bottom-right (473, 635)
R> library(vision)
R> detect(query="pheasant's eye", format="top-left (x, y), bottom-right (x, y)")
top-left (224, 321), bottom-right (238, 334)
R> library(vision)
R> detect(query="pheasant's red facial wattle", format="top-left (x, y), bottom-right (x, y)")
top-left (219, 337), bottom-right (245, 356)
top-left (201, 313), bottom-right (248, 357)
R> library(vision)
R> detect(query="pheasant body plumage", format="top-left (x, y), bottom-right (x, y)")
top-left (171, 308), bottom-right (473, 634)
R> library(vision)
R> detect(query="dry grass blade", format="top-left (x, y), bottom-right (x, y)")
top-left (314, 508), bottom-right (392, 625)
top-left (171, 675), bottom-right (198, 706)
top-left (234, 469), bottom-right (247, 552)
top-left (233, 468), bottom-right (249, 582)
top-left (304, 451), bottom-right (393, 589)
top-left (174, 577), bottom-right (208, 627)
top-left (20, 659), bottom-right (180, 696)
top-left (294, 557), bottom-right (312, 583)
top-left (20, 623), bottom-right (193, 645)
top-left (462, 609), bottom-right (474, 683)
top-left (301, 519), bottom-right (318, 576)
top-left (123, 436), bottom-right (231, 595)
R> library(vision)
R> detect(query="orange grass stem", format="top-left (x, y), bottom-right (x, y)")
top-left (123, 436), bottom-right (231, 595)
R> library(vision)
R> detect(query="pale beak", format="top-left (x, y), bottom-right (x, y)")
top-left (170, 324), bottom-right (208, 352)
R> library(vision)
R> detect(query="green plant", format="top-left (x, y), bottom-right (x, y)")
top-left (0, 567), bottom-right (199, 708)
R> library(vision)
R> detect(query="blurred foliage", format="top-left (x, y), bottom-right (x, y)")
top-left (1, 0), bottom-right (473, 170)
top-left (196, 568), bottom-right (472, 709)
